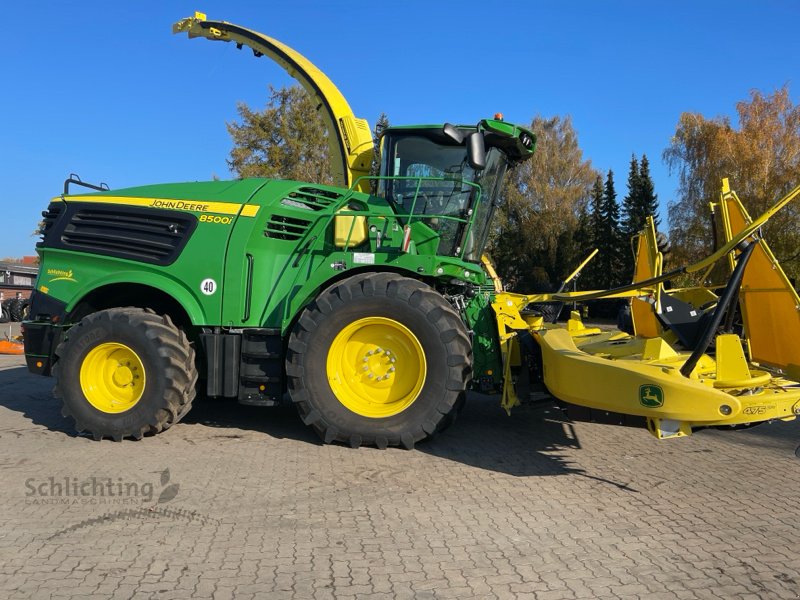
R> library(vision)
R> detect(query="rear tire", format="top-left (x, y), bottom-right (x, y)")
top-left (287, 273), bottom-right (472, 449)
top-left (53, 307), bottom-right (197, 441)
top-left (9, 298), bottom-right (25, 322)
top-left (2, 299), bottom-right (14, 322)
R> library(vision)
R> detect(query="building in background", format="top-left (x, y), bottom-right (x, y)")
top-left (0, 257), bottom-right (38, 301)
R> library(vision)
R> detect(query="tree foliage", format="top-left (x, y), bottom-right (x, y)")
top-left (592, 170), bottom-right (626, 288)
top-left (620, 154), bottom-right (659, 275)
top-left (638, 156), bottom-right (658, 229)
top-left (621, 156), bottom-right (641, 235)
top-left (491, 115), bottom-right (599, 291)
top-left (227, 85), bottom-right (333, 184)
top-left (664, 86), bottom-right (800, 281)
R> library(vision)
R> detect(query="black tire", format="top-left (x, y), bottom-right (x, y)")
top-left (0, 307), bottom-right (8, 323)
top-left (435, 392), bottom-right (466, 434)
top-left (53, 307), bottom-right (197, 441)
top-left (287, 273), bottom-right (472, 449)
top-left (529, 302), bottom-right (562, 323)
top-left (9, 298), bottom-right (25, 322)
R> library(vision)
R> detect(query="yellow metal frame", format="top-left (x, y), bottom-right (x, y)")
top-left (173, 13), bottom-right (374, 192)
top-left (480, 254), bottom-right (504, 293)
top-left (714, 179), bottom-right (800, 382)
top-left (488, 180), bottom-right (800, 439)
top-left (629, 218), bottom-right (663, 338)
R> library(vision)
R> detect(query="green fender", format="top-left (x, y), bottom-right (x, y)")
top-left (65, 271), bottom-right (208, 325)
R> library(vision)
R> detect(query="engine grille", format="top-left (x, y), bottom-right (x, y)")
top-left (280, 187), bottom-right (342, 211)
top-left (40, 203), bottom-right (197, 266)
top-left (264, 214), bottom-right (312, 241)
top-left (37, 202), bottom-right (65, 241)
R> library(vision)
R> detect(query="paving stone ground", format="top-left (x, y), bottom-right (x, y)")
top-left (0, 352), bottom-right (798, 599)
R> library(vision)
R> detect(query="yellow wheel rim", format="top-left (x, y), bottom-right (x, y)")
top-left (79, 342), bottom-right (146, 413)
top-left (326, 317), bottom-right (426, 418)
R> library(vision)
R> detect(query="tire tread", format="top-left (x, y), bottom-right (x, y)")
top-left (288, 274), bottom-right (471, 449)
top-left (53, 307), bottom-right (196, 441)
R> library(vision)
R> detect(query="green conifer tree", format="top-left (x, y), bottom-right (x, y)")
top-left (621, 155), bottom-right (641, 239)
top-left (600, 170), bottom-right (624, 284)
top-left (621, 155), bottom-right (642, 275)
top-left (638, 154), bottom-right (659, 230)
top-left (584, 175), bottom-right (605, 289)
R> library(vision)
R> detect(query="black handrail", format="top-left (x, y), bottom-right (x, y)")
top-left (63, 174), bottom-right (110, 195)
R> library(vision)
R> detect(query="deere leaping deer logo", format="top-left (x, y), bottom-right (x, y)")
top-left (639, 385), bottom-right (664, 408)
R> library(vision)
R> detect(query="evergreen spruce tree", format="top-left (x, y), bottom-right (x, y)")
top-left (620, 153), bottom-right (660, 238)
top-left (584, 175), bottom-right (605, 289)
top-left (599, 169), bottom-right (624, 287)
top-left (638, 154), bottom-right (659, 230)
top-left (621, 155), bottom-right (641, 238)
top-left (619, 154), bottom-right (661, 277)
top-left (620, 155), bottom-right (641, 275)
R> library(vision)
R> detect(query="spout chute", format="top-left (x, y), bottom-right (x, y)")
top-left (174, 13), bottom-right (374, 191)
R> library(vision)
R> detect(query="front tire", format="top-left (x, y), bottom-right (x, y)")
top-left (287, 273), bottom-right (472, 449)
top-left (53, 307), bottom-right (197, 441)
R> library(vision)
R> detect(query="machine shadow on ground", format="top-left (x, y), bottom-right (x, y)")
top-left (419, 394), bottom-right (582, 475)
top-left (0, 366), bottom-right (74, 436)
top-left (417, 394), bottom-right (644, 489)
top-left (185, 393), bottom-right (597, 480)
top-left (0, 364), bottom-right (606, 480)
top-left (179, 394), bottom-right (321, 445)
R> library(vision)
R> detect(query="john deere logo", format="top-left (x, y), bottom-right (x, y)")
top-left (639, 385), bottom-right (664, 408)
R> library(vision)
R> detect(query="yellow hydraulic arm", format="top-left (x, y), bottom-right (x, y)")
top-left (173, 12), bottom-right (375, 192)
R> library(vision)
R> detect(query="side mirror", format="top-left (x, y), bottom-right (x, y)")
top-left (442, 123), bottom-right (464, 144)
top-left (467, 132), bottom-right (486, 170)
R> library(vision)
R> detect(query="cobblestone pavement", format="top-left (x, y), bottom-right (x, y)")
top-left (0, 353), bottom-right (798, 599)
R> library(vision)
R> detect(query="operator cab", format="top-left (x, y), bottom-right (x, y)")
top-left (377, 119), bottom-right (535, 261)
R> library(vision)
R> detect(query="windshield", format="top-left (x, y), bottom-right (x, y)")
top-left (467, 148), bottom-right (507, 261)
top-left (378, 134), bottom-right (477, 257)
top-left (377, 132), bottom-right (510, 261)
top-left (379, 135), bottom-right (475, 215)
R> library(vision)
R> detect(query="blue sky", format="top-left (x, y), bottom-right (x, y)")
top-left (1, 1), bottom-right (798, 258)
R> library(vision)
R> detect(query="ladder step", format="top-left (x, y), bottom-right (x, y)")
top-left (238, 394), bottom-right (280, 407)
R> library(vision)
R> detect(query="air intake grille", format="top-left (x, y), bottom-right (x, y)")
top-left (39, 203), bottom-right (197, 266)
top-left (280, 187), bottom-right (343, 211)
top-left (37, 202), bottom-right (65, 244)
top-left (264, 215), bottom-right (312, 241)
